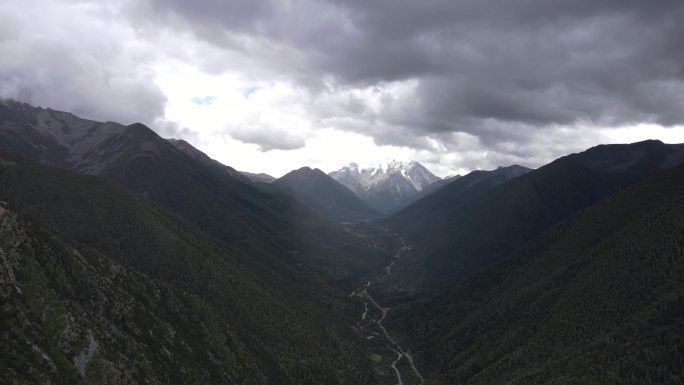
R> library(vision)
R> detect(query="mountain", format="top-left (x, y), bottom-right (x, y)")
top-left (395, 174), bottom-right (464, 210)
top-left (401, 166), bottom-right (523, 210)
top-left (273, 167), bottom-right (378, 221)
top-left (0, 101), bottom-right (126, 172)
top-left (0, 203), bottom-right (264, 384)
top-left (0, 102), bottom-right (285, 247)
top-left (5, 98), bottom-right (683, 384)
top-left (241, 171), bottom-right (276, 183)
top-left (0, 101), bottom-right (394, 383)
top-left (392, 165), bottom-right (531, 231)
top-left (385, 141), bottom-right (684, 293)
top-left (0, 100), bottom-right (387, 283)
top-left (416, 173), bottom-right (461, 196)
top-left (329, 160), bottom-right (441, 213)
top-left (389, 162), bottom-right (684, 384)
top-left (0, 146), bottom-right (389, 384)
top-left (166, 138), bottom-right (252, 183)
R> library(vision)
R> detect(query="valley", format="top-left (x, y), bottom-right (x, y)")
top-left (1, 100), bottom-right (683, 384)
top-left (3, 0), bottom-right (684, 383)
top-left (349, 233), bottom-right (424, 385)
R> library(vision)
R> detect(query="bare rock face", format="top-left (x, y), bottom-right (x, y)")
top-left (0, 204), bottom-right (25, 299)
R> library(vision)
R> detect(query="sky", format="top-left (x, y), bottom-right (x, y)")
top-left (1, 0), bottom-right (684, 177)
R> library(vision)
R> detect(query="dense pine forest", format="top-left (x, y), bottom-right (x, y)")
top-left (390, 164), bottom-right (684, 384)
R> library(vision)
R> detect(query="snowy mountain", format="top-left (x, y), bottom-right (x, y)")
top-left (329, 160), bottom-right (441, 213)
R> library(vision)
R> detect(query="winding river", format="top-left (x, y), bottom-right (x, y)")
top-left (352, 239), bottom-right (425, 385)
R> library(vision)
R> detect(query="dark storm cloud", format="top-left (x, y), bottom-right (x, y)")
top-left (335, 0), bottom-right (684, 147)
top-left (3, 0), bottom-right (683, 172)
top-left (126, 0), bottom-right (684, 151)
top-left (0, 2), bottom-right (167, 126)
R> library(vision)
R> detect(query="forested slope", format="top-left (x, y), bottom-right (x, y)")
top-left (0, 150), bottom-right (385, 384)
top-left (386, 140), bottom-right (684, 293)
top-left (390, 163), bottom-right (684, 384)
top-left (0, 204), bottom-right (266, 385)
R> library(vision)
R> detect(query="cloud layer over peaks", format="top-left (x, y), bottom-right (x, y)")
top-left (2, 0), bottom-right (684, 175)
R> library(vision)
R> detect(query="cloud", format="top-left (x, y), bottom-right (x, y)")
top-left (153, 119), bottom-right (200, 143)
top-left (230, 126), bottom-right (306, 151)
top-left (0, 0), bottom-right (167, 126)
top-left (3, 0), bottom-right (684, 176)
top-left (123, 0), bottom-right (684, 150)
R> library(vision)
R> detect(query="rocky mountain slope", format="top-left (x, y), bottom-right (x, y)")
top-left (329, 161), bottom-right (441, 213)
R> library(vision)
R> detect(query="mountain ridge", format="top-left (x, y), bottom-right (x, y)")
top-left (389, 161), bottom-right (684, 384)
top-left (329, 160), bottom-right (441, 213)
top-left (0, 101), bottom-right (393, 384)
top-left (384, 140), bottom-right (684, 293)
top-left (241, 171), bottom-right (276, 183)
top-left (3, 99), bottom-right (684, 384)
top-left (273, 166), bottom-right (379, 221)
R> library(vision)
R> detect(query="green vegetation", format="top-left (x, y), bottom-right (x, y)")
top-left (389, 163), bottom-right (684, 384)
top-left (0, 206), bottom-right (264, 384)
top-left (97, 123), bottom-right (386, 285)
top-left (0, 151), bottom-right (389, 384)
top-left (386, 140), bottom-right (684, 293)
top-left (3, 101), bottom-right (683, 384)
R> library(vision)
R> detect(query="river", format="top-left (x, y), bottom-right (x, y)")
top-left (351, 238), bottom-right (425, 385)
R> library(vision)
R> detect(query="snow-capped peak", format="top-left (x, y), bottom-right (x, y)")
top-left (329, 160), bottom-right (441, 212)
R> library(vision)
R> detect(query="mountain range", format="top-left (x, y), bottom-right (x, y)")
top-left (1, 99), bottom-right (683, 385)
top-left (383, 140), bottom-right (684, 294)
top-left (0, 100), bottom-right (391, 384)
top-left (389, 161), bottom-right (684, 384)
top-left (329, 161), bottom-right (441, 213)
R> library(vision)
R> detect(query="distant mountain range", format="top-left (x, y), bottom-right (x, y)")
top-left (329, 160), bottom-right (441, 213)
top-left (2, 99), bottom-right (684, 385)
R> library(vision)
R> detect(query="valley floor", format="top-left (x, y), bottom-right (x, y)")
top-left (348, 229), bottom-right (425, 385)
